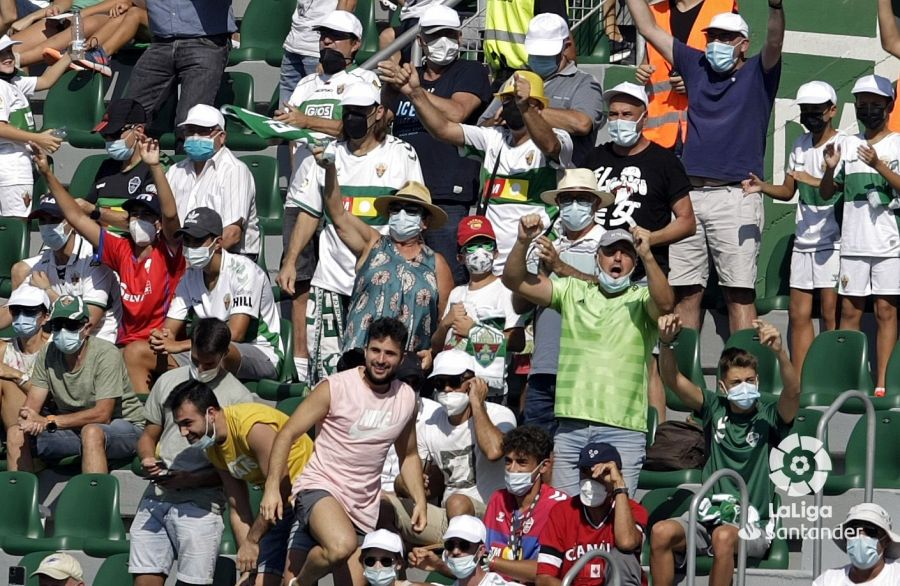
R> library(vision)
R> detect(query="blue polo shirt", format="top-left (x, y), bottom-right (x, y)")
top-left (147, 0), bottom-right (236, 38)
top-left (674, 39), bottom-right (781, 182)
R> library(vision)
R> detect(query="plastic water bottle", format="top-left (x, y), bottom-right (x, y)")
top-left (70, 9), bottom-right (85, 60)
top-left (51, 126), bottom-right (67, 141)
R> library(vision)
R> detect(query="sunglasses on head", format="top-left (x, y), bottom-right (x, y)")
top-left (363, 556), bottom-right (395, 567)
top-left (388, 203), bottom-right (424, 216)
top-left (461, 242), bottom-right (496, 254)
top-left (444, 539), bottom-right (477, 553)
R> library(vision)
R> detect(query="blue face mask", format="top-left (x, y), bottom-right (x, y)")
top-left (192, 413), bottom-right (216, 450)
top-left (726, 381), bottom-right (760, 410)
top-left (608, 115), bottom-right (644, 147)
top-left (53, 326), bottom-right (85, 355)
top-left (39, 222), bottom-right (71, 251)
top-left (443, 552), bottom-right (478, 579)
top-left (528, 54), bottom-right (559, 79)
top-left (559, 200), bottom-right (594, 232)
top-left (105, 138), bottom-right (134, 161)
top-left (184, 136), bottom-right (216, 162)
top-left (12, 312), bottom-right (41, 338)
top-left (706, 41), bottom-right (738, 73)
top-left (389, 209), bottom-right (423, 242)
top-left (847, 535), bottom-right (881, 570)
top-left (597, 267), bottom-right (632, 294)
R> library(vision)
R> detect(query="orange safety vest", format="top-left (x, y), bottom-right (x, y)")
top-left (889, 75), bottom-right (900, 132)
top-left (644, 0), bottom-right (738, 148)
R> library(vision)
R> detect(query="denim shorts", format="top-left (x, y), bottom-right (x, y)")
top-left (35, 418), bottom-right (141, 461)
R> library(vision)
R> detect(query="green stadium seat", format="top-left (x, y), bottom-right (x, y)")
top-left (875, 343), bottom-right (900, 410)
top-left (41, 70), bottom-right (110, 149)
top-left (0, 472), bottom-right (43, 547)
top-left (93, 553), bottom-right (130, 586)
top-left (723, 329), bottom-right (783, 395)
top-left (276, 396), bottom-right (304, 416)
top-left (353, 0), bottom-right (380, 65)
top-left (13, 551), bottom-right (57, 586)
top-left (790, 408), bottom-right (823, 439)
top-left (426, 571), bottom-right (455, 585)
top-left (799, 330), bottom-right (873, 409)
top-left (220, 506), bottom-right (236, 555)
top-left (256, 380), bottom-right (309, 401)
top-left (638, 409), bottom-right (703, 490)
top-left (3, 474), bottom-right (128, 555)
top-left (239, 154), bottom-right (283, 235)
top-left (228, 0), bottom-right (296, 65)
top-left (824, 410), bottom-right (900, 494)
top-left (67, 154), bottom-right (109, 198)
top-left (0, 218), bottom-right (29, 298)
top-left (755, 233), bottom-right (793, 314)
top-left (664, 327), bottom-right (704, 413)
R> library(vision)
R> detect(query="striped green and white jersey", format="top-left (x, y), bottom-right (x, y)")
top-left (788, 131), bottom-right (846, 251)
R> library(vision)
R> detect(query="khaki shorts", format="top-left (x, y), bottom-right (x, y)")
top-left (669, 187), bottom-right (763, 289)
top-left (384, 492), bottom-right (487, 547)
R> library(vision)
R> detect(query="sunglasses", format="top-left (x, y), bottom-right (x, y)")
top-left (388, 203), bottom-right (424, 216)
top-left (444, 539), bottom-right (478, 553)
top-left (432, 376), bottom-right (466, 390)
top-left (10, 307), bottom-right (43, 317)
top-left (51, 319), bottom-right (84, 332)
top-left (320, 28), bottom-right (355, 41)
top-left (461, 242), bottom-right (496, 254)
top-left (849, 524), bottom-right (884, 539)
top-left (363, 556), bottom-right (395, 567)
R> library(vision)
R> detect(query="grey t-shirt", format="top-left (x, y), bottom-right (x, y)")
top-left (478, 64), bottom-right (605, 165)
top-left (31, 337), bottom-right (145, 427)
top-left (141, 366), bottom-right (254, 511)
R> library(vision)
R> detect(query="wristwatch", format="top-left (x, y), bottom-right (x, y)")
top-left (612, 487), bottom-right (629, 498)
top-left (89, 208), bottom-right (101, 221)
top-left (46, 415), bottom-right (58, 433)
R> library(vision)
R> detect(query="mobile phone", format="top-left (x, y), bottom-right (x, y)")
top-left (9, 565), bottom-right (26, 586)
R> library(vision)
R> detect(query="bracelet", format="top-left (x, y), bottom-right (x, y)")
top-left (612, 487), bottom-right (629, 498)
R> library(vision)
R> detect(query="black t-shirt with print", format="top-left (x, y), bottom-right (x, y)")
top-left (582, 141), bottom-right (692, 277)
top-left (85, 159), bottom-right (156, 205)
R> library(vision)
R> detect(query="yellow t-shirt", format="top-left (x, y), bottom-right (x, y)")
top-left (207, 403), bottom-right (313, 486)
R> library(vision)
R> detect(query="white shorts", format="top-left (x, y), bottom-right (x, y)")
top-left (838, 256), bottom-right (900, 296)
top-left (669, 186), bottom-right (763, 289)
top-left (789, 249), bottom-right (839, 290)
top-left (129, 497), bottom-right (224, 585)
top-left (0, 184), bottom-right (32, 217)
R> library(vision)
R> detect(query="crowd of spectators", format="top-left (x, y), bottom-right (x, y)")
top-left (1, 0), bottom-right (900, 585)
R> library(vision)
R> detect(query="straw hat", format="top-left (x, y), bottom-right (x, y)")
top-left (373, 181), bottom-right (449, 228)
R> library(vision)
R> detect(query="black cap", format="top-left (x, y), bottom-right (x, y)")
top-left (578, 443), bottom-right (623, 470)
top-left (92, 99), bottom-right (147, 136)
top-left (175, 207), bottom-right (223, 239)
top-left (122, 192), bottom-right (161, 217)
top-left (27, 194), bottom-right (64, 220)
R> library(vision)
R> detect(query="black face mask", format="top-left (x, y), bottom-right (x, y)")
top-left (342, 110), bottom-right (370, 140)
top-left (856, 104), bottom-right (887, 131)
top-left (799, 112), bottom-right (828, 134)
top-left (501, 101), bottom-right (525, 131)
top-left (320, 48), bottom-right (348, 75)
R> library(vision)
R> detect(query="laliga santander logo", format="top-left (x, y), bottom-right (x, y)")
top-left (768, 433), bottom-right (832, 497)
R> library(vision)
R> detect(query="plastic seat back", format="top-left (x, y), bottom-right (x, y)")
top-left (15, 551), bottom-right (57, 586)
top-left (664, 327), bottom-right (704, 412)
top-left (883, 342), bottom-right (900, 394)
top-left (0, 472), bottom-right (42, 540)
top-left (843, 410), bottom-right (900, 489)
top-left (353, 0), bottom-right (380, 64)
top-left (0, 218), bottom-right (30, 298)
top-left (238, 154), bottom-right (283, 235)
top-left (276, 396), bottom-right (303, 416)
top-left (722, 329), bottom-right (783, 395)
top-left (41, 71), bottom-right (109, 148)
top-left (67, 154), bottom-right (109, 198)
top-left (279, 318), bottom-right (294, 382)
top-left (800, 330), bottom-right (873, 398)
top-left (755, 232), bottom-right (793, 314)
top-left (227, 0), bottom-right (295, 64)
top-left (51, 474), bottom-right (126, 541)
top-left (93, 553), bottom-right (130, 586)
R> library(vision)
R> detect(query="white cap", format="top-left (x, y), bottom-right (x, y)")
top-left (314, 10), bottom-right (363, 39)
top-left (703, 12), bottom-right (750, 38)
top-left (420, 5), bottom-right (461, 33)
top-left (6, 283), bottom-right (50, 310)
top-left (341, 81), bottom-right (381, 107)
top-left (525, 13), bottom-right (569, 57)
top-left (603, 82), bottom-right (649, 108)
top-left (852, 74), bottom-right (895, 99)
top-left (0, 34), bottom-right (22, 52)
top-left (32, 553), bottom-right (84, 582)
top-left (444, 515), bottom-right (486, 544)
top-left (429, 349), bottom-right (476, 378)
top-left (178, 104), bottom-right (225, 129)
top-left (795, 81), bottom-right (837, 106)
top-left (835, 503), bottom-right (900, 559)
top-left (362, 529), bottom-right (404, 555)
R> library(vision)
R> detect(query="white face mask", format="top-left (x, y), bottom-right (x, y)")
top-left (579, 478), bottom-right (608, 507)
top-left (129, 217), bottom-right (158, 246)
top-left (189, 360), bottom-right (221, 383)
top-left (464, 247), bottom-right (494, 274)
top-left (504, 461), bottom-right (544, 496)
top-left (425, 36), bottom-right (459, 66)
top-left (184, 242), bottom-right (215, 269)
top-left (436, 391), bottom-right (470, 416)
top-left (40, 222), bottom-right (71, 251)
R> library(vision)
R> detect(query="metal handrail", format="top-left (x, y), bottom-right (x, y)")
top-left (686, 469), bottom-right (749, 586)
top-left (359, 0), bottom-right (466, 70)
top-left (561, 547), bottom-right (623, 586)
top-left (812, 390), bottom-right (875, 578)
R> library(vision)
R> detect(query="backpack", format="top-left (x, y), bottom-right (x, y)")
top-left (644, 419), bottom-right (708, 471)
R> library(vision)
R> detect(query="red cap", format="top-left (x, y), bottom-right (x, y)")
top-left (457, 215), bottom-right (496, 246)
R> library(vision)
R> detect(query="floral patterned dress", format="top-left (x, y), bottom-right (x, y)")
top-left (342, 236), bottom-right (439, 352)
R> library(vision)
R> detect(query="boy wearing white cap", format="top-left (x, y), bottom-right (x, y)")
top-left (821, 74), bottom-right (900, 395)
top-left (813, 502), bottom-right (900, 585)
top-left (360, 529), bottom-right (412, 586)
top-left (437, 515), bottom-right (524, 585)
top-left (31, 552), bottom-right (85, 586)
top-left (275, 9), bottom-right (380, 384)
top-left (165, 103), bottom-right (260, 258)
top-left (0, 33), bottom-right (72, 218)
top-left (742, 81), bottom-right (845, 372)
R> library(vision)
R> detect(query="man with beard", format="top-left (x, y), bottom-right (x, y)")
top-left (260, 317), bottom-right (428, 586)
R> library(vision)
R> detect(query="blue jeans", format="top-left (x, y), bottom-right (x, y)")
top-left (424, 203), bottom-right (470, 285)
top-left (523, 373), bottom-right (557, 436)
top-left (279, 51), bottom-right (322, 106)
top-left (552, 419), bottom-right (646, 498)
top-left (35, 418), bottom-right (142, 461)
top-left (126, 35), bottom-right (230, 129)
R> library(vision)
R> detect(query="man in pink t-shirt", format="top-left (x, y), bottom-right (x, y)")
top-left (260, 317), bottom-right (428, 585)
